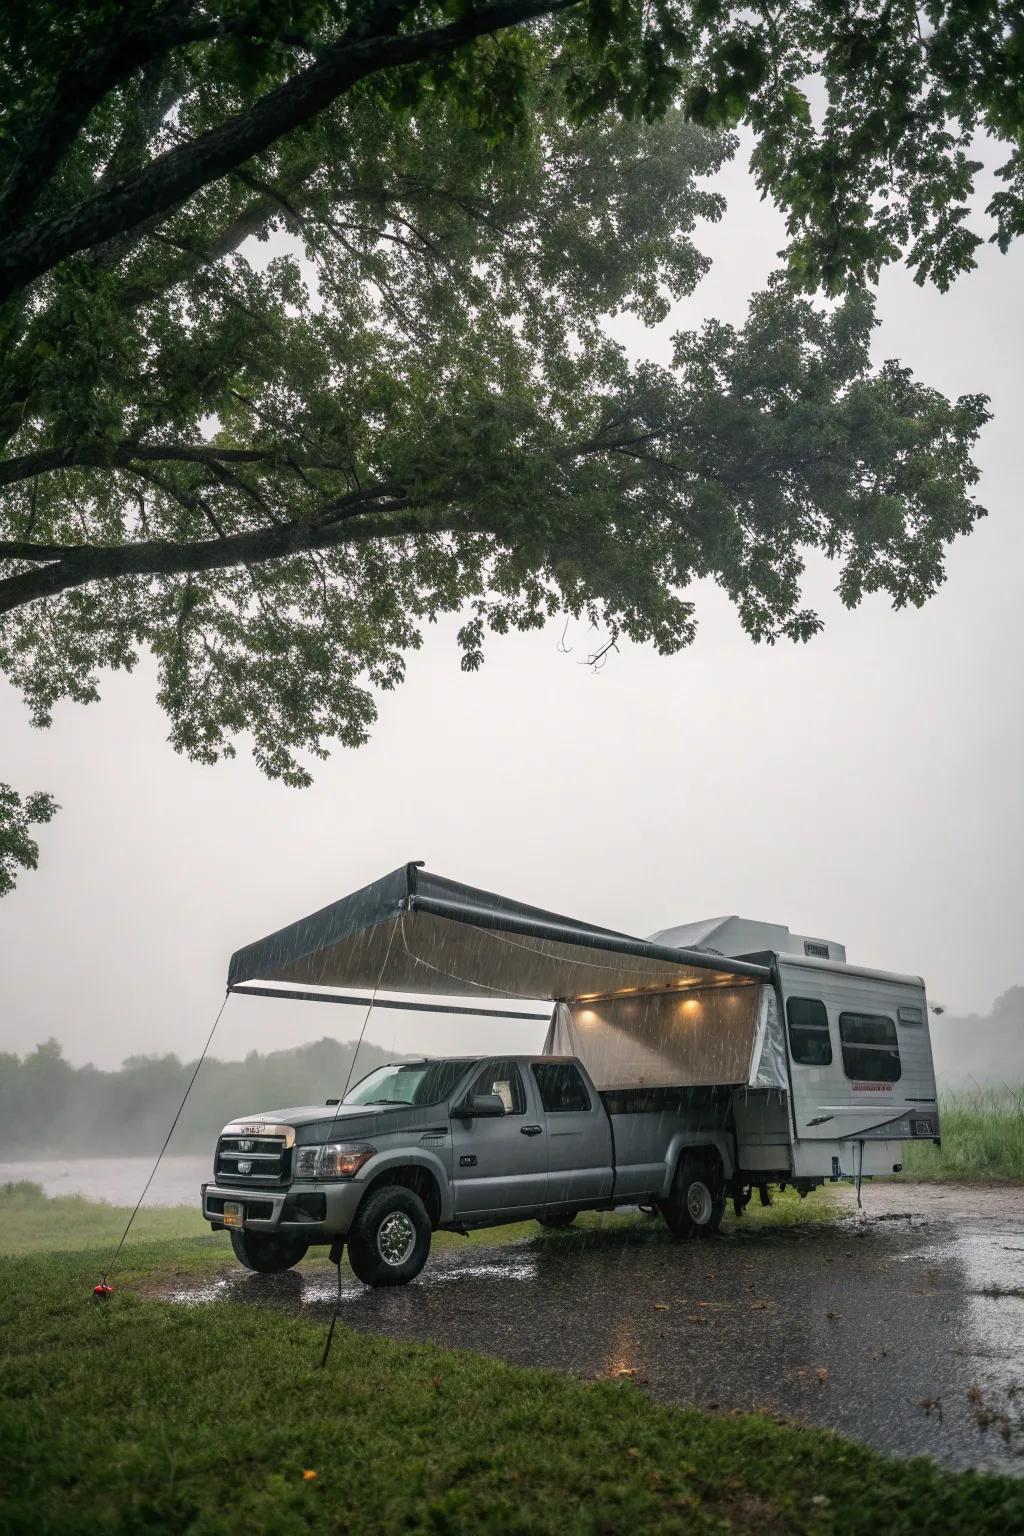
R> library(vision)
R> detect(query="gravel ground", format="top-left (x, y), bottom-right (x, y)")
top-left (166, 1182), bottom-right (1024, 1475)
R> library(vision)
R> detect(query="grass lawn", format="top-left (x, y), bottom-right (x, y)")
top-left (895, 1087), bottom-right (1024, 1181)
top-left (2, 1187), bottom-right (1024, 1534)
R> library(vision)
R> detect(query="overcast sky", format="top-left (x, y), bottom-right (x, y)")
top-left (2, 136), bottom-right (1022, 1070)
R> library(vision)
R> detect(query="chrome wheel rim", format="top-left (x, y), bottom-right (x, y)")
top-left (377, 1210), bottom-right (416, 1266)
top-left (686, 1180), bottom-right (713, 1226)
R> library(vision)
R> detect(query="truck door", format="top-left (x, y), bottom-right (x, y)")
top-left (450, 1059), bottom-right (548, 1218)
top-left (530, 1061), bottom-right (613, 1207)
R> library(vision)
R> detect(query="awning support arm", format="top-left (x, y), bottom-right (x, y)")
top-left (228, 981), bottom-right (551, 1022)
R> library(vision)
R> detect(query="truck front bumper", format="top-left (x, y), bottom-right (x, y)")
top-left (201, 1179), bottom-right (367, 1242)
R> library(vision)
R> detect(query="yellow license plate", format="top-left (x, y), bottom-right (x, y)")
top-left (223, 1201), bottom-right (244, 1229)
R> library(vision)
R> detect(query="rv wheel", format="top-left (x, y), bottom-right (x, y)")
top-left (230, 1229), bottom-right (309, 1273)
top-left (538, 1212), bottom-right (577, 1229)
top-left (659, 1153), bottom-right (725, 1240)
top-left (347, 1186), bottom-right (432, 1287)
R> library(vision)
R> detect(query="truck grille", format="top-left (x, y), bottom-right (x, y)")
top-left (216, 1133), bottom-right (290, 1185)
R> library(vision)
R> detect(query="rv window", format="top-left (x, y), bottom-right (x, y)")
top-left (533, 1063), bottom-right (591, 1113)
top-left (839, 1013), bottom-right (902, 1083)
top-left (786, 997), bottom-right (832, 1066)
top-left (469, 1060), bottom-right (526, 1115)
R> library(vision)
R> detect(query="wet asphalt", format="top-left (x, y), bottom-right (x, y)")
top-left (167, 1183), bottom-right (1024, 1476)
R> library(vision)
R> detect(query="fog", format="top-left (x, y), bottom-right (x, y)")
top-left (1, 137), bottom-right (1022, 1082)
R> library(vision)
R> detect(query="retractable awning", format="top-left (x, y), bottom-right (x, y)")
top-left (227, 863), bottom-right (771, 1011)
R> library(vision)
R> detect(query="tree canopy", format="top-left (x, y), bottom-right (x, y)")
top-left (0, 2), bottom-right (1000, 891)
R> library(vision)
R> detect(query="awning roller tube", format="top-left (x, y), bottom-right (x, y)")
top-left (407, 893), bottom-right (772, 991)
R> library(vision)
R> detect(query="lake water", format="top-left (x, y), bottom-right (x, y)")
top-left (0, 1155), bottom-right (211, 1206)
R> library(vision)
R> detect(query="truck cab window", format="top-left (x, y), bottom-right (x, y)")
top-left (469, 1060), bottom-right (526, 1114)
top-left (786, 997), bottom-right (833, 1066)
top-left (839, 1013), bottom-right (902, 1082)
top-left (532, 1063), bottom-right (591, 1112)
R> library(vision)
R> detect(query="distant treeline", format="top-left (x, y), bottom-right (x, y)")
top-left (929, 986), bottom-right (1024, 1089)
top-left (0, 1037), bottom-right (396, 1156)
top-left (4, 985), bottom-right (1022, 1158)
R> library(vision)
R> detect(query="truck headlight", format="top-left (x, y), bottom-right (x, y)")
top-left (294, 1143), bottom-right (375, 1179)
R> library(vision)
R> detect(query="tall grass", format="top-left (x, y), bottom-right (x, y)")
top-left (898, 1085), bottom-right (1024, 1180)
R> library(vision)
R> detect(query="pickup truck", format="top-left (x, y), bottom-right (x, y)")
top-left (201, 1053), bottom-right (734, 1285)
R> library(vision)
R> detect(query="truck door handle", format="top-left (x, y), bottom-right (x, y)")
top-left (521, 1124), bottom-right (543, 1137)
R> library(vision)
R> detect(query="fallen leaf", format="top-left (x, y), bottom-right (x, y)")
top-left (816, 1368), bottom-right (829, 1385)
top-left (825, 1310), bottom-right (840, 1321)
top-left (302, 1470), bottom-right (318, 1482)
top-left (653, 1303), bottom-right (670, 1311)
top-left (627, 1447), bottom-right (641, 1458)
top-left (432, 1376), bottom-right (442, 1391)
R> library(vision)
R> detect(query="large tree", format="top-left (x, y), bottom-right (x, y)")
top-left (0, 4), bottom-right (995, 892)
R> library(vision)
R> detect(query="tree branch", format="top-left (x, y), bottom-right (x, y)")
top-left (0, 494), bottom-right (457, 616)
top-left (0, 1), bottom-right (249, 232)
top-left (0, 0), bottom-right (580, 304)
top-left (0, 440), bottom-right (360, 489)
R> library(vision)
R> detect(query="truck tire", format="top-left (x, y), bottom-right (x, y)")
top-left (538, 1212), bottom-right (577, 1229)
top-left (659, 1152), bottom-right (725, 1240)
top-left (230, 1229), bottom-right (308, 1273)
top-left (347, 1186), bottom-right (432, 1287)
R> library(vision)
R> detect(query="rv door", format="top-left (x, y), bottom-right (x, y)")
top-left (777, 960), bottom-right (937, 1141)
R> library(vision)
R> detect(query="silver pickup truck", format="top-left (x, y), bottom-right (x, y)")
top-left (201, 1054), bottom-right (733, 1286)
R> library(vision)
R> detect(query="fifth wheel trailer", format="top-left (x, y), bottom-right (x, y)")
top-left (204, 864), bottom-right (940, 1281)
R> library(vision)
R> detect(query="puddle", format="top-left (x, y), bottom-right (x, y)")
top-left (166, 1251), bottom-right (539, 1308)
top-left (889, 1227), bottom-right (1024, 1452)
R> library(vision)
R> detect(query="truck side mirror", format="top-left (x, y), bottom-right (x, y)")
top-left (454, 1093), bottom-right (506, 1118)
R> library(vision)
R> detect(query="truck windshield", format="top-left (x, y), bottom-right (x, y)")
top-left (343, 1060), bottom-right (470, 1107)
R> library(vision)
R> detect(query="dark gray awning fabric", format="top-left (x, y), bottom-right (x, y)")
top-left (227, 864), bottom-right (770, 1005)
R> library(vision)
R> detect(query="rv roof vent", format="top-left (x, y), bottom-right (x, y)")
top-left (804, 941), bottom-right (830, 959)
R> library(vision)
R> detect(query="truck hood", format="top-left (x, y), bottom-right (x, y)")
top-left (236, 1103), bottom-right (383, 1127)
top-left (222, 1101), bottom-right (445, 1144)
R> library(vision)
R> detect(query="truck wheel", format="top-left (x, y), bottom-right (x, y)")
top-left (230, 1229), bottom-right (308, 1273)
top-left (659, 1153), bottom-right (725, 1240)
top-left (538, 1212), bottom-right (577, 1229)
top-left (347, 1186), bottom-right (432, 1287)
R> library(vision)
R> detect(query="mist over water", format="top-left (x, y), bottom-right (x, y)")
top-left (0, 1156), bottom-right (208, 1206)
